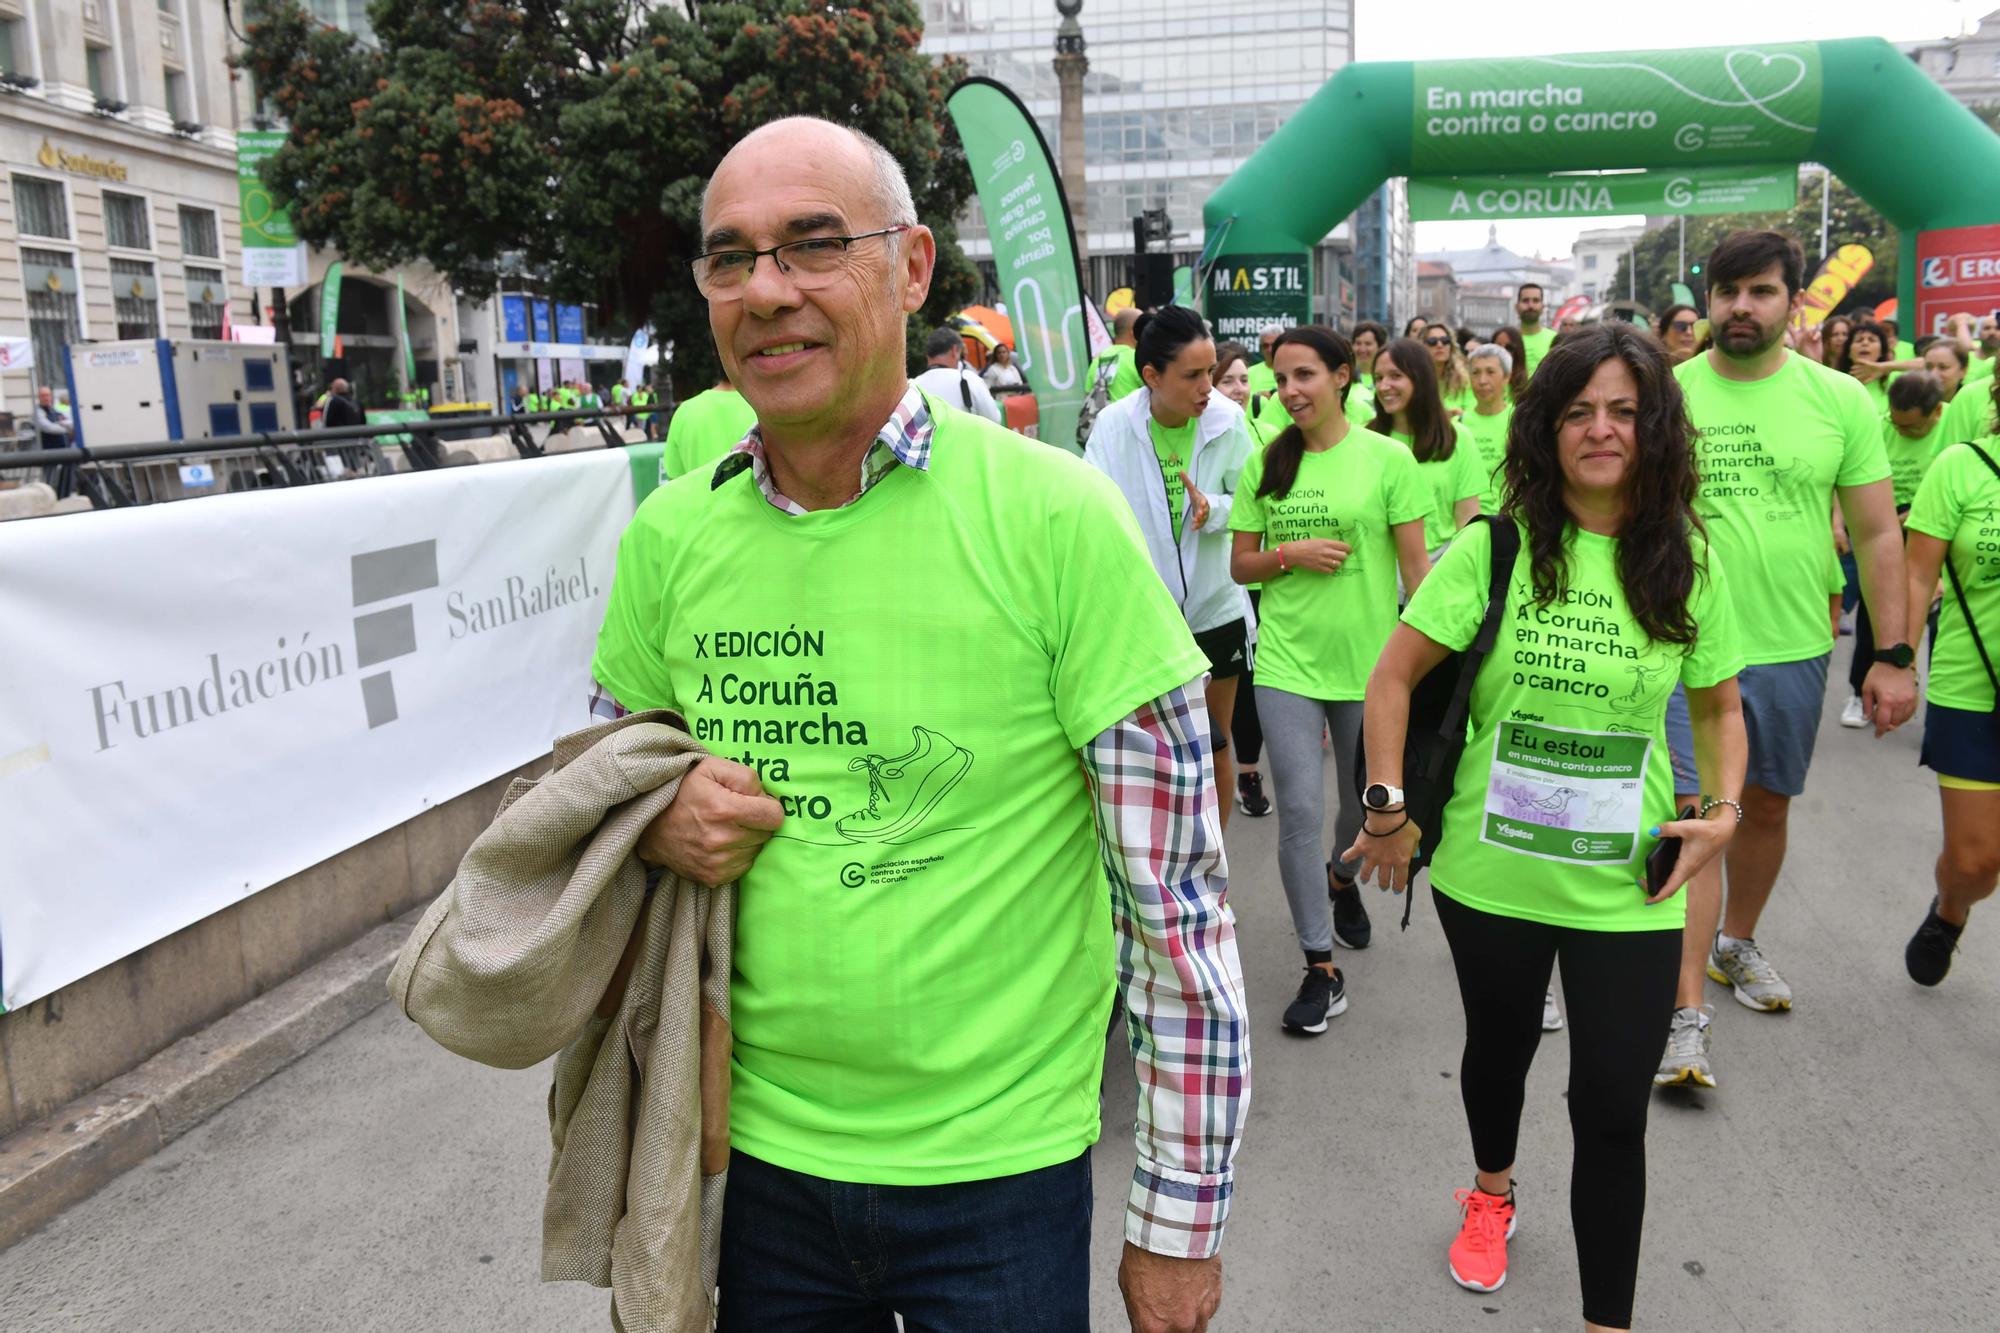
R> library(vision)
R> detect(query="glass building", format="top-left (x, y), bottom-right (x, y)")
top-left (919, 0), bottom-right (1413, 326)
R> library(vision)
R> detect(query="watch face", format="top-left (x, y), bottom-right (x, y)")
top-left (1879, 643), bottom-right (1916, 668)
top-left (1364, 783), bottom-right (1392, 808)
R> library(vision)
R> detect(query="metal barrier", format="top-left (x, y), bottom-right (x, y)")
top-left (0, 406), bottom-right (659, 511)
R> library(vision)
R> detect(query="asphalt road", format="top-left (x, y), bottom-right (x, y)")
top-left (4, 639), bottom-right (1996, 1331)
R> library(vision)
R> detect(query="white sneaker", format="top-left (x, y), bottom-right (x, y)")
top-left (1839, 694), bottom-right (1867, 728)
top-left (1541, 987), bottom-right (1564, 1032)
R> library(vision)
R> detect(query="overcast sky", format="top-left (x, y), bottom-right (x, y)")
top-left (1364, 1), bottom-right (1979, 258)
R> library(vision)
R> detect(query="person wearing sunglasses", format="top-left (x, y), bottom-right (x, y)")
top-left (592, 117), bottom-right (1250, 1332)
top-left (1425, 321), bottom-right (1477, 420)
top-left (1655, 304), bottom-right (1699, 366)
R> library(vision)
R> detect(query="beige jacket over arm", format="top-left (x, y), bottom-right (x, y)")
top-left (387, 710), bottom-right (734, 1333)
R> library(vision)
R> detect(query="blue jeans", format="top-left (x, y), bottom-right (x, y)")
top-left (713, 1148), bottom-right (1093, 1332)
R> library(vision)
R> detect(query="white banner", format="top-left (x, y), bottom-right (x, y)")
top-left (242, 243), bottom-right (308, 289)
top-left (0, 336), bottom-right (33, 371)
top-left (0, 451), bottom-right (638, 1009)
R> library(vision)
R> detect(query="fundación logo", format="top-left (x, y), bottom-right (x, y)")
top-left (83, 539), bottom-right (598, 751)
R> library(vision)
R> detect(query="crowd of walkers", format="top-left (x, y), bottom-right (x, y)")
top-left (545, 125), bottom-right (1996, 1333)
top-left (1079, 229), bottom-right (1999, 1331)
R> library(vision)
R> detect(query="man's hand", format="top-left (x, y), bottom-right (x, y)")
top-left (636, 756), bottom-right (785, 885)
top-left (1861, 662), bottom-right (1919, 738)
top-left (1180, 473), bottom-right (1211, 531)
top-left (1119, 1245), bottom-right (1221, 1333)
top-left (1850, 358), bottom-right (1891, 383)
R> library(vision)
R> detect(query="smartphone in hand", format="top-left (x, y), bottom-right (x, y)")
top-left (1645, 805), bottom-right (1700, 896)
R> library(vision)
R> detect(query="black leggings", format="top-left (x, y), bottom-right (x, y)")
top-left (1231, 589), bottom-right (1264, 765)
top-left (1432, 889), bottom-right (1680, 1329)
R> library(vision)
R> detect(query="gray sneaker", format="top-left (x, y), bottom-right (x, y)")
top-left (1654, 1006), bottom-right (1715, 1087)
top-left (1706, 935), bottom-right (1794, 1012)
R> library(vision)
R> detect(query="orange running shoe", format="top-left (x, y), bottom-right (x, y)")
top-left (1448, 1186), bottom-right (1516, 1293)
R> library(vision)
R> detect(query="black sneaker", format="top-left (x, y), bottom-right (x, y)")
top-left (1906, 900), bottom-right (1963, 987)
top-left (1235, 770), bottom-right (1273, 817)
top-left (1329, 864), bottom-right (1372, 950)
top-left (1281, 965), bottom-right (1348, 1035)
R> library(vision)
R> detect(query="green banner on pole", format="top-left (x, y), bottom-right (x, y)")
top-left (945, 77), bottom-right (1092, 452)
top-left (237, 129), bottom-right (306, 287)
top-left (396, 271), bottom-right (416, 384)
top-left (1411, 45), bottom-right (1821, 173)
top-left (319, 260), bottom-right (343, 359)
top-left (1408, 165), bottom-right (1797, 221)
top-left (1204, 253), bottom-right (1311, 342)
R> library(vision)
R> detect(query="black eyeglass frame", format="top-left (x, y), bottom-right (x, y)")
top-left (689, 225), bottom-right (913, 296)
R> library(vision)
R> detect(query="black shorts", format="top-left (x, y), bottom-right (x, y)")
top-left (1920, 701), bottom-right (2000, 785)
top-left (1193, 618), bottom-right (1249, 680)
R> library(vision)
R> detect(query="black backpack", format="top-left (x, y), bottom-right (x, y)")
top-left (1354, 514), bottom-right (1520, 927)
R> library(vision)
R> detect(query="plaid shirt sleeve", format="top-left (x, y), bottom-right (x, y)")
top-left (1081, 679), bottom-right (1251, 1260)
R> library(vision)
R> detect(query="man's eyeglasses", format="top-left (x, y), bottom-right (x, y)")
top-left (690, 225), bottom-right (911, 299)
top-left (1423, 335), bottom-right (1453, 347)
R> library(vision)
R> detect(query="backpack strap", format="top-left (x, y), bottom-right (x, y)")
top-left (1434, 515), bottom-right (1519, 749)
top-left (1943, 443), bottom-right (2000, 706)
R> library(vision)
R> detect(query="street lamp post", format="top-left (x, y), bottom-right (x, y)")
top-left (1054, 1), bottom-right (1089, 269)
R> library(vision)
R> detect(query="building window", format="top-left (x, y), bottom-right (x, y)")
top-left (1582, 253), bottom-right (1598, 271)
top-left (165, 70), bottom-right (189, 122)
top-left (104, 191), bottom-right (152, 250)
top-left (186, 264), bottom-right (226, 339)
top-left (178, 205), bottom-right (219, 258)
top-left (86, 44), bottom-right (115, 100)
top-left (111, 257), bottom-right (159, 339)
top-left (0, 19), bottom-right (19, 76)
top-left (14, 175), bottom-right (70, 240)
top-left (22, 247), bottom-right (83, 390)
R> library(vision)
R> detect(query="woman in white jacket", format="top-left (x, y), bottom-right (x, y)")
top-left (1085, 305), bottom-right (1255, 824)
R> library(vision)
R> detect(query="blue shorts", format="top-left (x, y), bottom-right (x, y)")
top-left (1920, 702), bottom-right (2000, 785)
top-left (1665, 654), bottom-right (1830, 797)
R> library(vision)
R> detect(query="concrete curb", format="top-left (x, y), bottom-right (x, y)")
top-left (0, 911), bottom-right (415, 1251)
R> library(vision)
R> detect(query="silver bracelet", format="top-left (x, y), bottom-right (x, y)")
top-left (1700, 797), bottom-right (1744, 824)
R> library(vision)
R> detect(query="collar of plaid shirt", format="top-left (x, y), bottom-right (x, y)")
top-left (709, 382), bottom-right (934, 515)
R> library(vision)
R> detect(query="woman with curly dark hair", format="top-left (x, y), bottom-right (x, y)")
top-left (1344, 323), bottom-right (1749, 1332)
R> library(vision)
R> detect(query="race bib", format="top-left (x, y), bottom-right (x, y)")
top-left (1480, 721), bottom-right (1651, 864)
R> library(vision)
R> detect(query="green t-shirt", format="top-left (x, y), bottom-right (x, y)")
top-left (1345, 374), bottom-right (1377, 428)
top-left (1251, 385), bottom-right (1293, 432)
top-left (1855, 374), bottom-right (1891, 416)
top-left (1441, 383), bottom-right (1478, 420)
top-left (1943, 379), bottom-right (1998, 447)
top-left (1520, 326), bottom-right (1556, 376)
top-left (1391, 426), bottom-right (1489, 552)
top-left (1403, 519), bottom-right (1745, 931)
top-left (1896, 339), bottom-right (1918, 362)
top-left (1906, 442), bottom-right (2000, 712)
top-left (1675, 352), bottom-right (1888, 665)
top-left (1881, 409), bottom-right (1950, 508)
top-left (1461, 403), bottom-right (1513, 511)
top-left (593, 400), bottom-right (1207, 1185)
top-left (660, 387), bottom-right (760, 484)
top-left (1248, 409), bottom-right (1289, 447)
top-left (1968, 355), bottom-right (1996, 385)
top-left (1091, 345), bottom-right (1143, 402)
top-left (1246, 361), bottom-right (1276, 397)
top-left (1229, 427), bottom-right (1427, 699)
top-left (1149, 414), bottom-right (1196, 536)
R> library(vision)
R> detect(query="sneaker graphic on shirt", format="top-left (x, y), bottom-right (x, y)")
top-left (1607, 659), bottom-right (1673, 716)
top-left (836, 726), bottom-right (974, 844)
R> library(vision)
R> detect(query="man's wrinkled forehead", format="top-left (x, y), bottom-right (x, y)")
top-left (703, 130), bottom-right (871, 249)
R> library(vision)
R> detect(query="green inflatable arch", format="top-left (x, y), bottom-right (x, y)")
top-left (1203, 38), bottom-right (2000, 332)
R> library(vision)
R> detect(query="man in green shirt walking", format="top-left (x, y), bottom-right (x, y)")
top-left (1515, 283), bottom-right (1555, 377)
top-left (1656, 230), bottom-right (1917, 1090)
top-left (590, 116), bottom-right (1248, 1332)
top-left (659, 375), bottom-right (758, 484)
top-left (1090, 307), bottom-right (1145, 403)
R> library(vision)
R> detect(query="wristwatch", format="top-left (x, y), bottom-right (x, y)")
top-left (1875, 642), bottom-right (1917, 669)
top-left (1362, 783), bottom-right (1405, 811)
